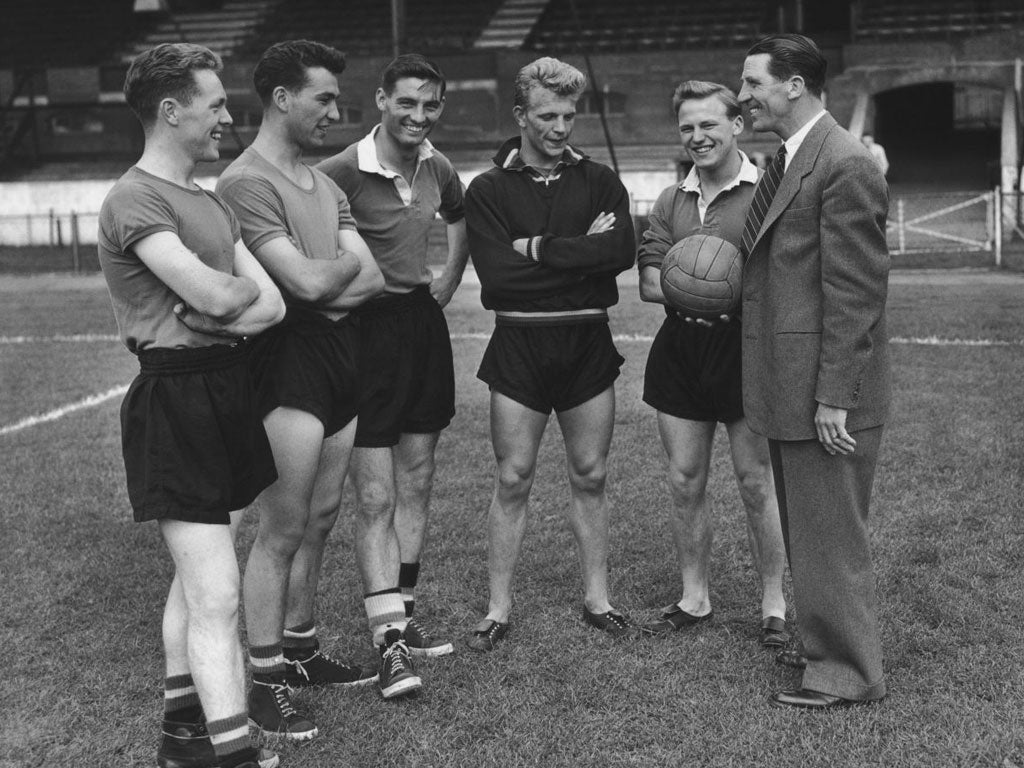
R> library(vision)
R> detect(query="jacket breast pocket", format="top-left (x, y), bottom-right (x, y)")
top-left (780, 205), bottom-right (819, 220)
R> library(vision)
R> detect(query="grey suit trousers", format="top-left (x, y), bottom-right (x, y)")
top-left (768, 426), bottom-right (887, 701)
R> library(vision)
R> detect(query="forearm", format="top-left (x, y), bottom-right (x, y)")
top-left (318, 250), bottom-right (385, 310)
top-left (638, 266), bottom-right (666, 304)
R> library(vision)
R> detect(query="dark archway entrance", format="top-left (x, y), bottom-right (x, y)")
top-left (874, 82), bottom-right (1000, 191)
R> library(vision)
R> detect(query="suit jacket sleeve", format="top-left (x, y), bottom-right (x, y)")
top-left (816, 151), bottom-right (890, 409)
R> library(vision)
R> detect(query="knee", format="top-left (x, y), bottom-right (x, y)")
top-left (356, 479), bottom-right (396, 521)
top-left (256, 507), bottom-right (308, 558)
top-left (736, 467), bottom-right (775, 513)
top-left (495, 460), bottom-right (534, 501)
top-left (666, 465), bottom-right (706, 506)
top-left (188, 578), bottom-right (240, 625)
top-left (568, 456), bottom-right (608, 496)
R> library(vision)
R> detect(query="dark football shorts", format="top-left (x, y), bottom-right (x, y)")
top-left (642, 312), bottom-right (744, 423)
top-left (248, 306), bottom-right (360, 438)
top-left (477, 321), bottom-right (624, 414)
top-left (353, 286), bottom-right (455, 448)
top-left (121, 342), bottom-right (277, 525)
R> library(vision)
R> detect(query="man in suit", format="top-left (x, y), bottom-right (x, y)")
top-left (737, 33), bottom-right (892, 709)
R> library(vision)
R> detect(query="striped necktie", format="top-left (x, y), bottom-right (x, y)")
top-left (741, 144), bottom-right (787, 258)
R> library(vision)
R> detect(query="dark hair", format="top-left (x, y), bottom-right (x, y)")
top-left (671, 80), bottom-right (741, 119)
top-left (124, 43), bottom-right (222, 127)
top-left (747, 33), bottom-right (827, 97)
top-left (253, 40), bottom-right (347, 105)
top-left (379, 53), bottom-right (446, 98)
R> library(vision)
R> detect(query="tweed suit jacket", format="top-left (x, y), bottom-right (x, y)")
top-left (741, 112), bottom-right (892, 441)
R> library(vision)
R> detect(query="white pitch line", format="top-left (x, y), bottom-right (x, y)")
top-left (0, 384), bottom-right (129, 437)
top-left (453, 333), bottom-right (1022, 347)
top-left (0, 333), bottom-right (119, 344)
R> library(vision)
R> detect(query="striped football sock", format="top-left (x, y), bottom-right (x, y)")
top-left (399, 562), bottom-right (420, 618)
top-left (248, 643), bottom-right (286, 682)
top-left (163, 672), bottom-right (202, 723)
top-left (206, 712), bottom-right (252, 765)
top-left (363, 588), bottom-right (407, 646)
top-left (283, 619), bottom-right (317, 652)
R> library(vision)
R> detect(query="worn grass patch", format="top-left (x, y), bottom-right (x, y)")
top-left (2, 270), bottom-right (1023, 768)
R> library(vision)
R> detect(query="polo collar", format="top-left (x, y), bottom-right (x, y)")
top-left (356, 124), bottom-right (435, 177)
top-left (679, 150), bottom-right (759, 194)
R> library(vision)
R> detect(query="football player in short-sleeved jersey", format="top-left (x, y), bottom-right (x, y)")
top-left (218, 40), bottom-right (390, 736)
top-left (317, 54), bottom-right (468, 669)
top-left (98, 43), bottom-right (284, 768)
top-left (636, 81), bottom-right (787, 647)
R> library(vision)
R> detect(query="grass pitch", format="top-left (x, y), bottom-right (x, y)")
top-left (1, 269), bottom-right (1023, 768)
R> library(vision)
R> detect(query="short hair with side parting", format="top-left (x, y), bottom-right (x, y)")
top-left (253, 39), bottom-right (347, 106)
top-left (513, 57), bottom-right (587, 110)
top-left (671, 80), bottom-right (742, 119)
top-left (379, 53), bottom-right (447, 98)
top-left (747, 33), bottom-right (827, 98)
top-left (123, 43), bottom-right (222, 128)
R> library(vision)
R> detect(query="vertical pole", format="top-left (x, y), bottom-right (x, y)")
top-left (391, 0), bottom-right (405, 58)
top-left (897, 197), bottom-right (905, 254)
top-left (71, 211), bottom-right (81, 273)
top-left (49, 208), bottom-right (55, 246)
top-left (993, 187), bottom-right (1002, 268)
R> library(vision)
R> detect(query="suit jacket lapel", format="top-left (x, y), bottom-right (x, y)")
top-left (750, 113), bottom-right (837, 252)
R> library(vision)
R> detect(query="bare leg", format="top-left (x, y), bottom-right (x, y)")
top-left (284, 418), bottom-right (357, 629)
top-left (351, 446), bottom-right (401, 595)
top-left (160, 514), bottom-right (247, 722)
top-left (725, 418), bottom-right (787, 620)
top-left (656, 412), bottom-right (716, 616)
top-left (556, 386), bottom-right (616, 615)
top-left (392, 431), bottom-right (441, 564)
top-left (483, 392), bottom-right (548, 623)
top-left (244, 407), bottom-right (325, 649)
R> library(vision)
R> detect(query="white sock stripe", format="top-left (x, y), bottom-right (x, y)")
top-left (208, 725), bottom-right (250, 745)
top-left (164, 684), bottom-right (197, 698)
top-left (282, 626), bottom-right (317, 639)
top-left (249, 654), bottom-right (285, 669)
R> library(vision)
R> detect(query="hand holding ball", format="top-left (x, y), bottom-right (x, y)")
top-left (659, 234), bottom-right (743, 319)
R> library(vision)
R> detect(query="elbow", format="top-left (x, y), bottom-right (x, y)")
top-left (202, 277), bottom-right (259, 320)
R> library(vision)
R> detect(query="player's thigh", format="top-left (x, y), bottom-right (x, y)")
top-left (657, 411), bottom-right (716, 486)
top-left (261, 406), bottom-right (327, 521)
top-left (160, 519), bottom-right (239, 610)
top-left (490, 390), bottom-right (548, 477)
top-left (556, 385), bottom-right (615, 476)
top-left (310, 416), bottom-right (358, 518)
top-left (393, 431), bottom-right (441, 478)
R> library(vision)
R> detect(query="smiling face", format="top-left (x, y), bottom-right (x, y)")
top-left (377, 76), bottom-right (444, 150)
top-left (677, 94), bottom-right (742, 172)
top-left (282, 66), bottom-right (340, 150)
top-left (738, 53), bottom-right (794, 138)
top-left (175, 68), bottom-right (231, 162)
top-left (514, 86), bottom-right (577, 169)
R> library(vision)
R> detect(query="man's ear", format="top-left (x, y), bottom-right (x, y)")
top-left (159, 98), bottom-right (179, 126)
top-left (375, 87), bottom-right (388, 112)
top-left (271, 85), bottom-right (293, 113)
top-left (512, 104), bottom-right (526, 129)
top-left (787, 76), bottom-right (806, 101)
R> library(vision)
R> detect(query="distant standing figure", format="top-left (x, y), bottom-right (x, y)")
top-left (861, 134), bottom-right (889, 177)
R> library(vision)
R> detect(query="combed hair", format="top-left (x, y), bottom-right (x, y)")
top-left (747, 33), bottom-right (827, 97)
top-left (379, 53), bottom-right (446, 98)
top-left (671, 80), bottom-right (741, 119)
top-left (124, 43), bottom-right (222, 127)
top-left (513, 57), bottom-right (587, 109)
top-left (253, 39), bottom-right (347, 105)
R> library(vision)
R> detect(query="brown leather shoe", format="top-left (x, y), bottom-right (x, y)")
top-left (770, 688), bottom-right (876, 710)
top-left (760, 616), bottom-right (790, 648)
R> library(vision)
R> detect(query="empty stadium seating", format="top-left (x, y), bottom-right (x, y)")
top-left (242, 0), bottom-right (505, 58)
top-left (523, 0), bottom-right (766, 53)
top-left (855, 0), bottom-right (1024, 40)
top-left (1, 0), bottom-right (143, 68)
